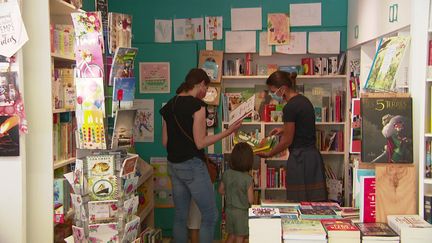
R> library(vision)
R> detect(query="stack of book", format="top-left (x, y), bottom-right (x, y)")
top-left (248, 208), bottom-right (281, 243)
top-left (299, 202), bottom-right (342, 220)
top-left (321, 219), bottom-right (361, 243)
top-left (282, 219), bottom-right (327, 243)
top-left (355, 222), bottom-right (399, 243)
top-left (340, 207), bottom-right (360, 221)
top-left (387, 215), bottom-right (432, 243)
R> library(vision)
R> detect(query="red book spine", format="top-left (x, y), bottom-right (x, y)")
top-left (245, 53), bottom-right (252, 75)
top-left (363, 177), bottom-right (376, 223)
top-left (335, 95), bottom-right (341, 122)
top-left (429, 40), bottom-right (432, 66)
top-left (302, 58), bottom-right (314, 75)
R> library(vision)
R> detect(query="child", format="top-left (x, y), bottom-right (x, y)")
top-left (218, 142), bottom-right (254, 243)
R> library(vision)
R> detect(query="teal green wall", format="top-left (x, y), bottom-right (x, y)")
top-left (84, 0), bottom-right (348, 238)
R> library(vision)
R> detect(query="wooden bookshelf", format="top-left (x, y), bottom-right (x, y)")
top-left (53, 157), bottom-right (76, 170)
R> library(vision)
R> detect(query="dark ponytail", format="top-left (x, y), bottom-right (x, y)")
top-left (266, 70), bottom-right (297, 90)
top-left (176, 68), bottom-right (211, 94)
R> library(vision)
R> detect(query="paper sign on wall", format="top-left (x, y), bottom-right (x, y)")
top-left (0, 1), bottom-right (28, 57)
top-left (205, 16), bottom-right (223, 40)
top-left (231, 7), bottom-right (262, 31)
top-left (225, 31), bottom-right (256, 53)
top-left (259, 31), bottom-right (272, 56)
top-left (275, 32), bottom-right (307, 54)
top-left (139, 62), bottom-right (170, 93)
top-left (267, 13), bottom-right (290, 45)
top-left (155, 19), bottom-right (172, 43)
top-left (173, 18), bottom-right (204, 41)
top-left (308, 31), bottom-right (340, 54)
top-left (290, 3), bottom-right (322, 27)
top-left (133, 99), bottom-right (154, 142)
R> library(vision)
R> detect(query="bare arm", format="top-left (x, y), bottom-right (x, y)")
top-left (218, 181), bottom-right (225, 195)
top-left (247, 184), bottom-right (254, 205)
top-left (162, 118), bottom-right (168, 148)
top-left (193, 107), bottom-right (242, 149)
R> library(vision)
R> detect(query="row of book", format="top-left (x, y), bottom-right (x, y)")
top-left (250, 202), bottom-right (432, 243)
top-left (54, 178), bottom-right (72, 224)
top-left (316, 130), bottom-right (344, 152)
top-left (52, 67), bottom-right (75, 110)
top-left (50, 24), bottom-right (75, 58)
top-left (425, 140), bottom-right (432, 178)
top-left (53, 113), bottom-right (76, 162)
top-left (222, 54), bottom-right (346, 76)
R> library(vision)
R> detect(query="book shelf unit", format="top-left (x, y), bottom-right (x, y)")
top-left (220, 57), bottom-right (350, 205)
top-left (49, 0), bottom-right (80, 239)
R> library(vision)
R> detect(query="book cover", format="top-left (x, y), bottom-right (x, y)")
top-left (260, 199), bottom-right (299, 208)
top-left (124, 195), bottom-right (139, 217)
top-left (199, 50), bottom-right (223, 83)
top-left (88, 200), bottom-right (118, 224)
top-left (365, 36), bottom-right (410, 92)
top-left (72, 225), bottom-right (85, 243)
top-left (355, 222), bottom-right (399, 239)
top-left (387, 215), bottom-right (432, 235)
top-left (282, 219), bottom-right (326, 240)
top-left (321, 219), bottom-right (360, 238)
top-left (249, 207), bottom-right (281, 218)
top-left (0, 71), bottom-right (19, 106)
top-left (228, 95), bottom-right (255, 125)
top-left (112, 77), bottom-right (136, 116)
top-left (88, 223), bottom-right (119, 242)
top-left (361, 97), bottom-right (413, 163)
top-left (203, 83), bottom-right (221, 106)
top-left (0, 115), bottom-right (19, 156)
top-left (303, 83), bottom-right (332, 111)
top-left (109, 47), bottom-right (138, 86)
top-left (88, 175), bottom-right (118, 201)
top-left (108, 12), bottom-right (132, 54)
top-left (299, 208), bottom-right (339, 219)
top-left (86, 155), bottom-right (115, 177)
top-left (425, 194), bottom-right (432, 224)
top-left (350, 98), bottom-right (361, 154)
top-left (360, 176), bottom-right (376, 223)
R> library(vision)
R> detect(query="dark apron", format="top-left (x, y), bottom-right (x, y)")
top-left (286, 146), bottom-right (328, 202)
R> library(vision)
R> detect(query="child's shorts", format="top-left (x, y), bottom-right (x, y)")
top-left (225, 207), bottom-right (248, 236)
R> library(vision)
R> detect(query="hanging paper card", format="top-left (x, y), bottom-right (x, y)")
top-left (205, 16), bottom-right (223, 40)
top-left (88, 200), bottom-right (119, 224)
top-left (72, 226), bottom-right (86, 243)
top-left (75, 77), bottom-right (105, 112)
top-left (231, 7), bottom-right (262, 31)
top-left (199, 50), bottom-right (223, 83)
top-left (0, 1), bottom-right (29, 57)
top-left (173, 18), bottom-right (204, 41)
top-left (112, 77), bottom-right (136, 116)
top-left (111, 109), bottom-right (136, 149)
top-left (123, 176), bottom-right (139, 195)
top-left (76, 110), bottom-right (106, 149)
top-left (87, 155), bottom-right (115, 177)
top-left (259, 31), bottom-right (272, 56)
top-left (139, 62), bottom-right (170, 93)
top-left (290, 3), bottom-right (322, 27)
top-left (120, 154), bottom-right (139, 177)
top-left (267, 13), bottom-right (290, 45)
top-left (71, 12), bottom-right (104, 52)
top-left (155, 19), bottom-right (172, 43)
top-left (308, 31), bottom-right (341, 54)
top-left (122, 216), bottom-right (140, 242)
top-left (124, 195), bottom-right (139, 217)
top-left (275, 32), bottom-right (307, 54)
top-left (88, 175), bottom-right (118, 201)
top-left (88, 223), bottom-right (119, 242)
top-left (73, 32), bottom-right (104, 78)
top-left (109, 47), bottom-right (138, 86)
top-left (133, 99), bottom-right (154, 142)
top-left (108, 13), bottom-right (132, 54)
top-left (225, 31), bottom-right (256, 53)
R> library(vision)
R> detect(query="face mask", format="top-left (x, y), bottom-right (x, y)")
top-left (269, 87), bottom-right (284, 103)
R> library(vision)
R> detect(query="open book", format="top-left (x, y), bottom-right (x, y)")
top-left (228, 95), bottom-right (255, 126)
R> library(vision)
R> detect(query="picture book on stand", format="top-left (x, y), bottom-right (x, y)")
top-left (364, 36), bottom-right (410, 92)
top-left (108, 12), bottom-right (132, 55)
top-left (109, 47), bottom-right (138, 86)
top-left (360, 97), bottom-right (412, 163)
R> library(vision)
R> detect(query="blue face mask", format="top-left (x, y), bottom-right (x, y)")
top-left (269, 87), bottom-right (284, 103)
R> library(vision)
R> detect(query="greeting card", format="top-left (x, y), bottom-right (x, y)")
top-left (123, 195), bottom-right (139, 217)
top-left (88, 175), bottom-right (118, 201)
top-left (122, 216), bottom-right (140, 243)
top-left (88, 200), bottom-right (119, 224)
top-left (88, 223), bottom-right (119, 243)
top-left (108, 13), bottom-right (132, 54)
top-left (268, 13), bottom-right (290, 45)
top-left (112, 77), bottom-right (136, 116)
top-left (123, 176), bottom-right (139, 196)
top-left (205, 16), bottom-right (222, 40)
top-left (87, 155), bottom-right (115, 177)
top-left (120, 154), bottom-right (138, 177)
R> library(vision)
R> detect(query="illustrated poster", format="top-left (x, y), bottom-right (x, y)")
top-left (267, 13), bottom-right (290, 45)
top-left (133, 99), bottom-right (154, 142)
top-left (205, 16), bottom-right (223, 40)
top-left (155, 19), bottom-right (172, 43)
top-left (173, 18), bottom-right (204, 41)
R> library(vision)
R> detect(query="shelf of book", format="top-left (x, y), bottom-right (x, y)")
top-left (222, 121), bottom-right (345, 126)
top-left (53, 108), bottom-right (75, 113)
top-left (50, 0), bottom-right (81, 15)
top-left (53, 157), bottom-right (76, 170)
top-left (425, 179), bottom-right (432, 185)
top-left (222, 75), bottom-right (347, 80)
top-left (51, 53), bottom-right (75, 61)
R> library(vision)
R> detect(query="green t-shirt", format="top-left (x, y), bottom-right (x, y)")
top-left (222, 169), bottom-right (253, 210)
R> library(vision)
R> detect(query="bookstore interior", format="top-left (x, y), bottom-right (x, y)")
top-left (2, 0), bottom-right (432, 242)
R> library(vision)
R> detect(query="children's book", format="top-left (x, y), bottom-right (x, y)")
top-left (203, 83), bottom-right (221, 106)
top-left (321, 219), bottom-right (360, 238)
top-left (88, 175), bottom-right (118, 201)
top-left (199, 50), bottom-right (223, 83)
top-left (109, 47), bottom-right (138, 86)
top-left (228, 95), bottom-right (255, 125)
top-left (355, 222), bottom-right (399, 241)
top-left (86, 155), bottom-right (115, 177)
top-left (88, 223), bottom-right (119, 242)
top-left (282, 219), bottom-right (326, 240)
top-left (365, 36), bottom-right (410, 92)
top-left (361, 97), bottom-right (413, 163)
top-left (112, 77), bottom-right (136, 116)
top-left (108, 13), bottom-right (132, 54)
top-left (88, 200), bottom-right (119, 224)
